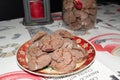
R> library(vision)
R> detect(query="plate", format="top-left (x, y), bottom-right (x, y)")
top-left (89, 33), bottom-right (120, 56)
top-left (0, 71), bottom-right (45, 80)
top-left (16, 36), bottom-right (96, 77)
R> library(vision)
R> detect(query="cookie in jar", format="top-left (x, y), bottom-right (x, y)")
top-left (62, 0), bottom-right (97, 30)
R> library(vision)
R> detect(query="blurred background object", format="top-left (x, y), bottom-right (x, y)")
top-left (22, 0), bottom-right (53, 25)
top-left (0, 0), bottom-right (119, 21)
top-left (0, 0), bottom-right (24, 21)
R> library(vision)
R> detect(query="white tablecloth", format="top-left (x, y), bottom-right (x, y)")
top-left (0, 3), bottom-right (120, 80)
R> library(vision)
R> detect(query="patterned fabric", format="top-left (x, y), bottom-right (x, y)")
top-left (0, 3), bottom-right (120, 80)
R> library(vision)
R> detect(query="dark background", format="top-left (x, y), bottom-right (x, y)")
top-left (0, 0), bottom-right (120, 21)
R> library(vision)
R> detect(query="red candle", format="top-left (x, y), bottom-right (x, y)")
top-left (30, 0), bottom-right (44, 18)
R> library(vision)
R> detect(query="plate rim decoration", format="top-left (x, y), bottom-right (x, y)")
top-left (16, 36), bottom-right (96, 77)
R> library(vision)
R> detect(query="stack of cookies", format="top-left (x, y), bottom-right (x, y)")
top-left (62, 0), bottom-right (97, 30)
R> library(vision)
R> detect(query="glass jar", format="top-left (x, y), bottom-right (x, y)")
top-left (30, 0), bottom-right (44, 18)
top-left (62, 0), bottom-right (97, 30)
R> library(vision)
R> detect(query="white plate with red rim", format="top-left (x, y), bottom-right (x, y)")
top-left (16, 36), bottom-right (96, 77)
top-left (0, 71), bottom-right (46, 80)
top-left (89, 33), bottom-right (120, 56)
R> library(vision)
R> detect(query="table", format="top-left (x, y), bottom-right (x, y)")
top-left (0, 3), bottom-right (120, 80)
